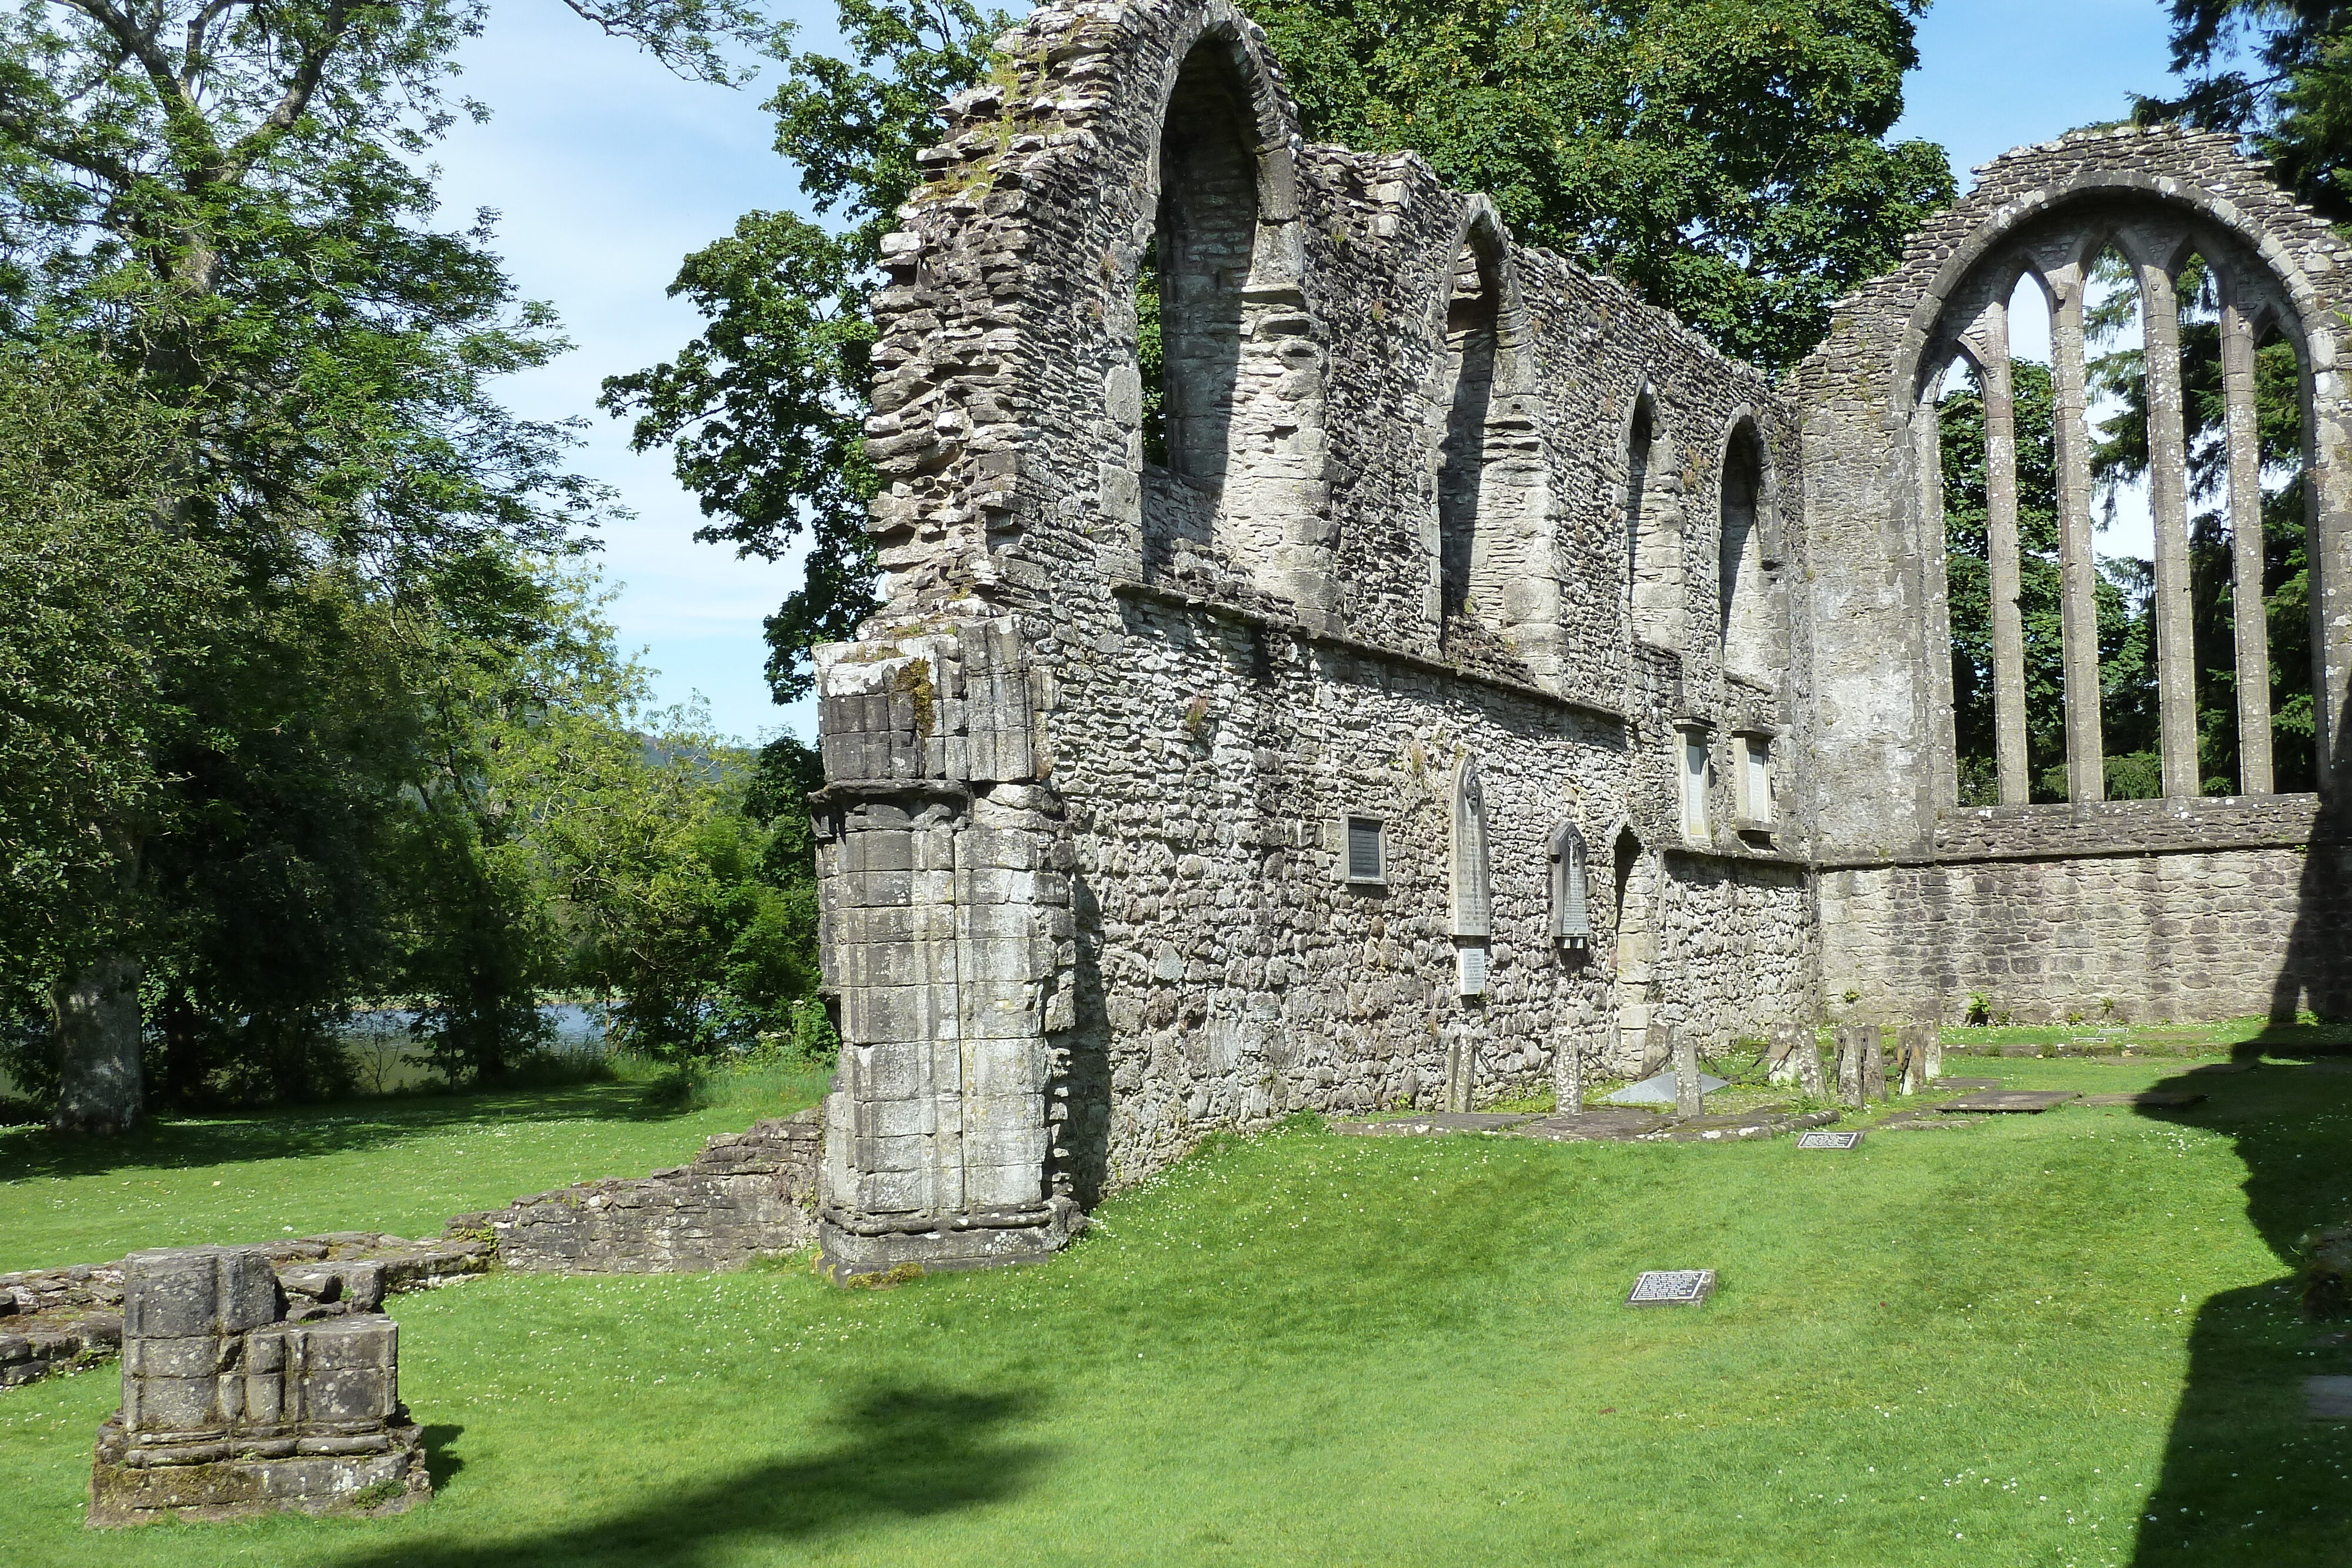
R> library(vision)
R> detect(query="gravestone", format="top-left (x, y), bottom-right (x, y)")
top-left (89, 1246), bottom-right (426, 1526)
top-left (1561, 1032), bottom-right (1584, 1115)
top-left (2306, 1376), bottom-right (2352, 1422)
top-left (1898, 1021), bottom-right (1937, 1094)
top-left (1672, 1028), bottom-right (1703, 1118)
top-left (1625, 1270), bottom-right (1717, 1308)
top-left (1862, 1027), bottom-right (1888, 1102)
top-left (1936, 1089), bottom-right (2080, 1113)
top-left (1639, 1022), bottom-right (1673, 1081)
top-left (1835, 1024), bottom-right (1883, 1108)
top-left (1796, 1129), bottom-right (1865, 1151)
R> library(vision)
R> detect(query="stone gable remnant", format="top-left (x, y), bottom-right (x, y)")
top-left (808, 0), bottom-right (2352, 1277)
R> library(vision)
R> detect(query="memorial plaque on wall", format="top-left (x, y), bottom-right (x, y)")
top-left (1625, 1269), bottom-right (1717, 1308)
top-left (1796, 1129), bottom-right (1864, 1151)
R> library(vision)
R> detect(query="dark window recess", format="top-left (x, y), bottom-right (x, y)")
top-left (1347, 817), bottom-right (1384, 881)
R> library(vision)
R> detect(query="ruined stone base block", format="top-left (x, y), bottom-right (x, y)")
top-left (818, 1199), bottom-right (1084, 1282)
top-left (88, 1415), bottom-right (428, 1526)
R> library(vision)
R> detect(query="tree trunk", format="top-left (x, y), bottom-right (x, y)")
top-left (51, 955), bottom-right (143, 1133)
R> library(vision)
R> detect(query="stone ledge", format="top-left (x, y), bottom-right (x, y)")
top-left (1819, 793), bottom-right (2338, 870)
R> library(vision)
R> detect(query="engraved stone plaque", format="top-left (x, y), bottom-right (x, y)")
top-left (1796, 1129), bottom-right (1863, 1151)
top-left (1625, 1269), bottom-right (1716, 1308)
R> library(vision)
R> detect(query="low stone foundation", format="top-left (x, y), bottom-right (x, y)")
top-left (476, 1109), bottom-right (823, 1273)
top-left (88, 1246), bottom-right (429, 1527)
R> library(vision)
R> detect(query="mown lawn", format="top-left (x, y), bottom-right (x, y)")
top-left (1, 1045), bottom-right (2347, 1566)
top-left (0, 1064), bottom-right (832, 1273)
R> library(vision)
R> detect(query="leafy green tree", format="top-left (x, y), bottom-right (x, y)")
top-left (0, 0), bottom-right (768, 1126)
top-left (1251, 0), bottom-right (1954, 369)
top-left (2140, 1), bottom-right (2352, 216)
top-left (1936, 359), bottom-right (2068, 804)
top-left (604, 0), bottom-right (1008, 701)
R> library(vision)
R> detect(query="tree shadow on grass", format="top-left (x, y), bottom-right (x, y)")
top-left (338, 1383), bottom-right (1050, 1568)
top-left (2127, 1022), bottom-right (2352, 1564)
top-left (0, 1081), bottom-right (710, 1186)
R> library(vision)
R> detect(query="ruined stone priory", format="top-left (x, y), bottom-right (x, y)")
top-left (806, 0), bottom-right (2352, 1276)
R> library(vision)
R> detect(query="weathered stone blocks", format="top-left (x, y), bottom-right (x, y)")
top-left (89, 1247), bottom-right (426, 1527)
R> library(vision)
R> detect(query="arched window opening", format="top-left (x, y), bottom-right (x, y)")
top-left (2082, 242), bottom-right (2167, 800)
top-left (1719, 421), bottom-right (1779, 684)
top-left (1937, 272), bottom-right (2068, 805)
top-left (1154, 46), bottom-right (1257, 495)
top-left (1135, 36), bottom-right (1329, 606)
top-left (1438, 244), bottom-right (1499, 626)
top-left (2250, 317), bottom-right (2316, 791)
top-left (1627, 397), bottom-right (1683, 647)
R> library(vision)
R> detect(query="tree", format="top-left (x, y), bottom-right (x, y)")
top-left (0, 0), bottom-right (773, 1128)
top-left (1252, 0), bottom-right (1955, 369)
top-left (2139, 1), bottom-right (2352, 217)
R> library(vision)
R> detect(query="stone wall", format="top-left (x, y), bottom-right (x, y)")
top-left (811, 0), bottom-right (1820, 1273)
top-left (481, 1111), bottom-right (821, 1274)
top-left (1823, 828), bottom-right (2352, 1026)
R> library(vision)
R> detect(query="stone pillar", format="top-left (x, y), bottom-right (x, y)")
top-left (1672, 1027), bottom-right (1702, 1118)
top-left (2051, 265), bottom-right (2107, 802)
top-left (1980, 307), bottom-right (2032, 804)
top-left (1862, 1027), bottom-right (1889, 1103)
top-left (813, 623), bottom-right (1081, 1279)
top-left (2141, 262), bottom-right (2202, 797)
top-left (1559, 1025), bottom-right (1584, 1115)
top-left (2222, 297), bottom-right (2275, 794)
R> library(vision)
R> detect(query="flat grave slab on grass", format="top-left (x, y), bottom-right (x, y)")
top-left (1510, 1108), bottom-right (1663, 1142)
top-left (1796, 1129), bottom-right (1863, 1151)
top-left (1329, 1112), bottom-right (1539, 1137)
top-left (2186, 1062), bottom-right (2257, 1075)
top-left (2306, 1376), bottom-right (2352, 1421)
top-left (1625, 1269), bottom-right (1716, 1308)
top-left (2082, 1091), bottom-right (2207, 1108)
top-left (1879, 1110), bottom-right (1975, 1131)
top-left (1936, 1090), bottom-right (2081, 1114)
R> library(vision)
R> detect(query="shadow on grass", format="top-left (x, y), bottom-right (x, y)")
top-left (340, 1384), bottom-right (1049, 1567)
top-left (0, 1081), bottom-right (701, 1186)
top-left (2129, 1022), bottom-right (2352, 1564)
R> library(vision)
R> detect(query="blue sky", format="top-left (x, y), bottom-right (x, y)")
top-left (433, 0), bottom-right (2194, 744)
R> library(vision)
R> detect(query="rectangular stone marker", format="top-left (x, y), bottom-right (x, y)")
top-left (2082, 1091), bottom-right (2206, 1108)
top-left (1936, 1090), bottom-right (2080, 1113)
top-left (1834, 1024), bottom-right (1869, 1109)
top-left (1672, 1027), bottom-right (1702, 1118)
top-left (2307, 1376), bottom-right (2352, 1422)
top-left (1898, 1021), bottom-right (1936, 1095)
top-left (1796, 1129), bottom-right (1864, 1150)
top-left (1863, 1027), bottom-right (1888, 1102)
top-left (1625, 1269), bottom-right (1716, 1308)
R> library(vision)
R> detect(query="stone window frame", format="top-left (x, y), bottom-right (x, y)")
top-left (1675, 719), bottom-right (1713, 842)
top-left (1733, 728), bottom-right (1776, 834)
top-left (1335, 813), bottom-right (1388, 888)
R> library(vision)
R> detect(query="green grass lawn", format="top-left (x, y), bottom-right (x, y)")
top-left (0, 1063), bottom-right (832, 1273)
top-left (2, 1046), bottom-right (2347, 1565)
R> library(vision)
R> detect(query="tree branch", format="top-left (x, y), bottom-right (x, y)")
top-left (56, 0), bottom-right (200, 127)
top-left (179, 0), bottom-right (258, 99)
top-left (219, 0), bottom-right (352, 181)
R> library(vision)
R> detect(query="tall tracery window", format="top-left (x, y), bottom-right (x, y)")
top-left (1928, 234), bottom-right (2314, 808)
